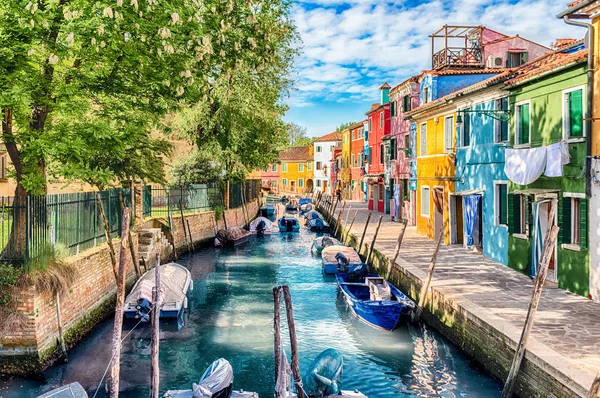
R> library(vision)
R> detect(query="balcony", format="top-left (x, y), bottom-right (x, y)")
top-left (432, 47), bottom-right (483, 70)
top-left (430, 25), bottom-right (484, 70)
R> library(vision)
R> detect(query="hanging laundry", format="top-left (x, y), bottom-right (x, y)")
top-left (504, 147), bottom-right (547, 185)
top-left (544, 141), bottom-right (570, 177)
top-left (464, 194), bottom-right (481, 247)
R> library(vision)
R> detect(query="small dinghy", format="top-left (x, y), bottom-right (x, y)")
top-left (322, 246), bottom-right (365, 275)
top-left (249, 216), bottom-right (278, 236)
top-left (311, 236), bottom-right (342, 254)
top-left (37, 382), bottom-right (87, 398)
top-left (298, 198), bottom-right (313, 214)
top-left (336, 273), bottom-right (415, 331)
top-left (303, 348), bottom-right (343, 396)
top-left (215, 227), bottom-right (252, 247)
top-left (278, 216), bottom-right (300, 232)
top-left (259, 204), bottom-right (277, 222)
top-left (124, 262), bottom-right (192, 321)
top-left (304, 210), bottom-right (329, 232)
top-left (164, 358), bottom-right (258, 398)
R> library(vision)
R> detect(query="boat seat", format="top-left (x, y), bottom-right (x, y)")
top-left (367, 278), bottom-right (392, 301)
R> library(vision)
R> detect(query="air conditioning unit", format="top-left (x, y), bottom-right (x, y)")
top-left (487, 56), bottom-right (504, 68)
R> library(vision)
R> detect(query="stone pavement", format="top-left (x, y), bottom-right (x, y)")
top-left (325, 199), bottom-right (600, 395)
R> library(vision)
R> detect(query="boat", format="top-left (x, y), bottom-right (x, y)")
top-left (163, 358), bottom-right (258, 398)
top-left (37, 382), bottom-right (87, 398)
top-left (215, 227), bottom-right (252, 247)
top-left (285, 199), bottom-right (298, 212)
top-left (321, 246), bottom-right (365, 275)
top-left (298, 198), bottom-right (314, 214)
top-left (312, 236), bottom-right (342, 254)
top-left (336, 273), bottom-right (415, 331)
top-left (303, 348), bottom-right (343, 396)
top-left (304, 210), bottom-right (329, 232)
top-left (124, 262), bottom-right (192, 322)
top-left (259, 204), bottom-right (277, 222)
top-left (278, 216), bottom-right (300, 232)
top-left (249, 216), bottom-right (278, 235)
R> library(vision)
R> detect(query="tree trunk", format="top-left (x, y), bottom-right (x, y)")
top-left (97, 193), bottom-right (118, 281)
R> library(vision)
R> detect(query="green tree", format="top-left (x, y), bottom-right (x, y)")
top-left (285, 122), bottom-right (312, 147)
top-left (336, 121), bottom-right (356, 132)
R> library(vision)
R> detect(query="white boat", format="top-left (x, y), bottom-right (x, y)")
top-left (249, 216), bottom-right (279, 235)
top-left (37, 382), bottom-right (87, 398)
top-left (312, 236), bottom-right (342, 254)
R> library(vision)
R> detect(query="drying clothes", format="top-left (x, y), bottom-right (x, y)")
top-left (464, 195), bottom-right (481, 247)
top-left (504, 147), bottom-right (547, 185)
top-left (544, 141), bottom-right (570, 177)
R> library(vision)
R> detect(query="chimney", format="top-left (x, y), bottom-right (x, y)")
top-left (380, 82), bottom-right (391, 105)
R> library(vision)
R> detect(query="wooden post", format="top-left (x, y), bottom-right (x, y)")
top-left (358, 212), bottom-right (372, 256)
top-left (334, 201), bottom-right (346, 238)
top-left (96, 193), bottom-right (118, 282)
top-left (150, 254), bottom-right (162, 398)
top-left (387, 219), bottom-right (408, 279)
top-left (220, 190), bottom-right (229, 230)
top-left (240, 183), bottom-right (249, 227)
top-left (119, 192), bottom-right (141, 278)
top-left (55, 292), bottom-right (68, 362)
top-left (343, 206), bottom-right (352, 230)
top-left (366, 215), bottom-right (383, 265)
top-left (109, 208), bottom-right (131, 398)
top-left (167, 209), bottom-right (177, 260)
top-left (282, 286), bottom-right (304, 398)
top-left (329, 197), bottom-right (339, 225)
top-left (178, 201), bottom-right (191, 252)
top-left (186, 219), bottom-right (195, 252)
top-left (273, 287), bottom-right (281, 383)
top-left (345, 210), bottom-right (359, 245)
top-left (501, 201), bottom-right (559, 398)
top-left (587, 374), bottom-right (600, 398)
top-left (413, 224), bottom-right (444, 322)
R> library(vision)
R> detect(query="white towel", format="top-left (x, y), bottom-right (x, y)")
top-left (544, 142), bottom-right (570, 177)
top-left (504, 146), bottom-right (547, 185)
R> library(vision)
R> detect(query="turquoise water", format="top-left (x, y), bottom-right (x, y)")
top-left (1, 231), bottom-right (502, 397)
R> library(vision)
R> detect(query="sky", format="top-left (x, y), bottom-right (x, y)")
top-left (283, 0), bottom-right (582, 137)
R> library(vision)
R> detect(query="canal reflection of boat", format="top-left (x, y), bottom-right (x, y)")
top-left (249, 216), bottom-right (279, 235)
top-left (37, 382), bottom-right (87, 398)
top-left (336, 273), bottom-right (414, 331)
top-left (259, 204), bottom-right (277, 222)
top-left (278, 215), bottom-right (300, 232)
top-left (215, 227), bottom-right (252, 247)
top-left (124, 262), bottom-right (192, 323)
top-left (322, 245), bottom-right (364, 274)
top-left (312, 236), bottom-right (342, 254)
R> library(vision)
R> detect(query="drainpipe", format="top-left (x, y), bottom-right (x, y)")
top-left (563, 15), bottom-right (594, 196)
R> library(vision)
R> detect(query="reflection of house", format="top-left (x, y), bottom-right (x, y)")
top-left (349, 121), bottom-right (366, 201)
top-left (313, 131), bottom-right (341, 194)
top-left (278, 146), bottom-right (313, 194)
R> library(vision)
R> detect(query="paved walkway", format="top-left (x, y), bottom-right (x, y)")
top-left (326, 200), bottom-right (600, 392)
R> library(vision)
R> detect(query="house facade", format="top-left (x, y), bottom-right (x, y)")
top-left (350, 121), bottom-right (365, 201)
top-left (313, 132), bottom-right (342, 194)
top-left (279, 146), bottom-right (313, 195)
top-left (261, 163), bottom-right (280, 193)
top-left (341, 128), bottom-right (352, 199)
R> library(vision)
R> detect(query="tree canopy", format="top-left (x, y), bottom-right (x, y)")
top-left (285, 122), bottom-right (312, 147)
top-left (336, 121), bottom-right (356, 132)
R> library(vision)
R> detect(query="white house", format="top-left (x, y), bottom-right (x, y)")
top-left (313, 131), bottom-right (342, 194)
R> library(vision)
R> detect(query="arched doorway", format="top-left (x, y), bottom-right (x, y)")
top-left (306, 179), bottom-right (314, 193)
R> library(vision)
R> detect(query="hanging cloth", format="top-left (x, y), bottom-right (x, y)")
top-left (505, 147), bottom-right (547, 185)
top-left (544, 142), bottom-right (570, 177)
top-left (392, 184), bottom-right (401, 220)
top-left (275, 349), bottom-right (293, 398)
top-left (530, 202), bottom-right (543, 278)
top-left (463, 195), bottom-right (481, 247)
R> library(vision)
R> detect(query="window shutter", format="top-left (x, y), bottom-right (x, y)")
top-left (520, 52), bottom-right (528, 65)
top-left (508, 193), bottom-right (517, 234)
top-left (464, 113), bottom-right (471, 146)
top-left (500, 185), bottom-right (508, 225)
top-left (570, 90), bottom-right (584, 137)
top-left (524, 195), bottom-right (531, 237)
top-left (501, 98), bottom-right (509, 142)
top-left (558, 197), bottom-right (568, 245)
top-left (505, 51), bottom-right (510, 67)
top-left (580, 197), bottom-right (588, 248)
top-left (520, 104), bottom-right (530, 144)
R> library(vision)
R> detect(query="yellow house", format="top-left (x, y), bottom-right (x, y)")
top-left (406, 104), bottom-right (457, 245)
top-left (341, 128), bottom-right (352, 199)
top-left (279, 146), bottom-right (314, 194)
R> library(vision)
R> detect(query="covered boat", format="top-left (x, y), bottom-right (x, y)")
top-left (321, 246), bottom-right (364, 275)
top-left (336, 273), bottom-right (414, 331)
top-left (259, 204), bottom-right (277, 222)
top-left (37, 382), bottom-right (87, 398)
top-left (304, 210), bottom-right (329, 232)
top-left (298, 198), bottom-right (314, 214)
top-left (124, 262), bottom-right (192, 321)
top-left (249, 216), bottom-right (278, 236)
top-left (215, 227), bottom-right (252, 247)
top-left (303, 348), bottom-right (343, 396)
top-left (311, 236), bottom-right (342, 254)
top-left (278, 216), bottom-right (300, 232)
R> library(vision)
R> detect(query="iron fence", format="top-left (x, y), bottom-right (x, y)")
top-left (143, 184), bottom-right (221, 218)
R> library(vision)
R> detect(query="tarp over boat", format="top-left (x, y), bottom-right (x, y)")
top-left (322, 246), bottom-right (362, 266)
top-left (37, 382), bottom-right (88, 398)
top-left (125, 263), bottom-right (190, 309)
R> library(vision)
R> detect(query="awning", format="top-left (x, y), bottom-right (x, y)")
top-left (512, 188), bottom-right (559, 195)
top-left (454, 189), bottom-right (484, 196)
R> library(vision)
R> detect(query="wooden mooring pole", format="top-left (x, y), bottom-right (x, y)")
top-left (343, 206), bottom-right (352, 231)
top-left (96, 193), bottom-right (118, 282)
top-left (334, 201), bottom-right (346, 238)
top-left (387, 219), bottom-right (408, 279)
top-left (501, 200), bottom-right (559, 398)
top-left (119, 191), bottom-right (141, 278)
top-left (178, 200), bottom-right (191, 253)
top-left (365, 215), bottom-right (383, 265)
top-left (358, 212), bottom-right (372, 256)
top-left (412, 224), bottom-right (444, 322)
top-left (273, 287), bottom-right (281, 383)
top-left (167, 208), bottom-right (177, 260)
top-left (282, 286), bottom-right (304, 398)
top-left (55, 292), bottom-right (68, 362)
top-left (186, 219), bottom-right (195, 252)
top-left (344, 210), bottom-right (359, 245)
top-left (150, 254), bottom-right (162, 398)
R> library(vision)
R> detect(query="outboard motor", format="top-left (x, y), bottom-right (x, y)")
top-left (215, 229), bottom-right (229, 247)
top-left (348, 263), bottom-right (368, 282)
top-left (335, 252), bottom-right (350, 272)
top-left (285, 219), bottom-right (294, 232)
top-left (256, 220), bottom-right (266, 237)
top-left (135, 298), bottom-right (153, 322)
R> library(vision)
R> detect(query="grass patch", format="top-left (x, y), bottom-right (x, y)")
top-left (22, 244), bottom-right (78, 297)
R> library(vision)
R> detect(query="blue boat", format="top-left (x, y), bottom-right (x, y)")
top-left (304, 210), bottom-right (329, 232)
top-left (299, 198), bottom-right (313, 206)
top-left (336, 273), bottom-right (415, 331)
top-left (278, 216), bottom-right (300, 232)
top-left (259, 204), bottom-right (277, 222)
top-left (322, 246), bottom-right (364, 274)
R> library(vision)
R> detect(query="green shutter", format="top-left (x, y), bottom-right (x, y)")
top-left (520, 52), bottom-right (529, 64)
top-left (506, 51), bottom-right (510, 67)
top-left (464, 113), bottom-right (471, 146)
top-left (501, 97), bottom-right (509, 141)
top-left (500, 185), bottom-right (508, 225)
top-left (524, 195), bottom-right (531, 237)
top-left (559, 197), bottom-right (569, 245)
top-left (508, 193), bottom-right (517, 234)
top-left (569, 90), bottom-right (584, 137)
top-left (580, 197), bottom-right (588, 248)
top-left (519, 104), bottom-right (530, 144)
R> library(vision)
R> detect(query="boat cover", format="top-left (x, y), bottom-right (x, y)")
top-left (249, 216), bottom-right (274, 231)
top-left (126, 263), bottom-right (189, 308)
top-left (37, 382), bottom-right (88, 398)
top-left (302, 348), bottom-right (343, 396)
top-left (322, 246), bottom-right (361, 265)
top-left (304, 210), bottom-right (321, 220)
top-left (192, 358), bottom-right (234, 398)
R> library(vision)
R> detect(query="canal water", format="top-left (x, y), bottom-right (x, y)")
top-left (1, 230), bottom-right (502, 397)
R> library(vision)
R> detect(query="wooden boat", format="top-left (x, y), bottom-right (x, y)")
top-left (278, 216), bottom-right (300, 232)
top-left (37, 383), bottom-right (87, 398)
top-left (321, 246), bottom-right (364, 275)
top-left (298, 198), bottom-right (314, 214)
top-left (336, 273), bottom-right (414, 331)
top-left (312, 236), bottom-right (342, 254)
top-left (259, 204), bottom-right (277, 222)
top-left (215, 227), bottom-right (252, 247)
top-left (124, 262), bottom-right (192, 322)
top-left (249, 216), bottom-right (278, 235)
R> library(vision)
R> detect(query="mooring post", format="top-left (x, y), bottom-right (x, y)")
top-left (186, 219), bottom-right (195, 252)
top-left (388, 219), bottom-right (408, 279)
top-left (109, 208), bottom-right (131, 398)
top-left (150, 254), bottom-right (162, 398)
top-left (273, 287), bottom-right (281, 384)
top-left (587, 373), bottom-right (600, 398)
top-left (119, 191), bottom-right (141, 278)
top-left (220, 190), bottom-right (229, 231)
top-left (365, 215), bottom-right (383, 265)
top-left (345, 210), bottom-right (359, 245)
top-left (55, 292), bottom-right (68, 362)
top-left (168, 209), bottom-right (177, 260)
top-left (501, 200), bottom-right (559, 398)
top-left (282, 286), bottom-right (304, 398)
top-left (412, 224), bottom-right (444, 322)
top-left (96, 193), bottom-right (118, 282)
top-left (329, 197), bottom-right (339, 225)
top-left (179, 200), bottom-right (191, 253)
top-left (358, 212), bottom-right (372, 256)
top-left (334, 201), bottom-right (346, 238)
top-left (343, 206), bottom-right (352, 231)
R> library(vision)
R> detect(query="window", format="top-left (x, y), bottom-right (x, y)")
top-left (298, 178), bottom-right (304, 188)
top-left (391, 101), bottom-right (396, 117)
top-left (0, 154), bottom-right (5, 179)
top-left (316, 161), bottom-right (322, 170)
top-left (282, 163), bottom-right (288, 172)
top-left (369, 117), bottom-right (372, 131)
top-left (272, 164), bottom-right (277, 172)
top-left (298, 163), bottom-right (304, 172)
top-left (390, 138), bottom-right (397, 160)
top-left (420, 123), bottom-right (427, 156)
top-left (282, 178), bottom-right (288, 186)
top-left (495, 182), bottom-right (508, 226)
top-left (459, 110), bottom-right (471, 147)
top-left (444, 116), bottom-right (454, 153)
top-left (421, 186), bottom-right (430, 217)
top-left (316, 145), bottom-right (322, 153)
top-left (423, 87), bottom-right (429, 104)
top-left (316, 179), bottom-right (322, 187)
top-left (379, 112), bottom-right (384, 128)
top-left (405, 134), bottom-right (411, 158)
top-left (351, 154), bottom-right (355, 167)
top-left (402, 95), bottom-right (411, 112)
top-left (359, 152), bottom-right (363, 167)
top-left (561, 194), bottom-right (587, 248)
top-left (563, 87), bottom-right (584, 138)
top-left (378, 183), bottom-right (384, 200)
top-left (507, 51), bottom-right (528, 68)
top-left (508, 194), bottom-right (529, 236)
top-left (515, 101), bottom-right (531, 146)
top-left (307, 161), bottom-right (312, 171)
top-left (368, 146), bottom-right (373, 164)
top-left (380, 144), bottom-right (384, 164)
top-left (494, 97), bottom-right (509, 143)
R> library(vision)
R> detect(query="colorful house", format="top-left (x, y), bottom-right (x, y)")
top-left (313, 132), bottom-right (342, 194)
top-left (350, 121), bottom-right (366, 201)
top-left (261, 163), bottom-right (280, 193)
top-left (279, 146), bottom-right (314, 195)
top-left (504, 49), bottom-right (589, 297)
top-left (341, 128), bottom-right (352, 199)
top-left (557, 0), bottom-right (600, 301)
top-left (364, 83), bottom-right (391, 213)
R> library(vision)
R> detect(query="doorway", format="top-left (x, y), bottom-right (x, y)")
top-left (449, 194), bottom-right (464, 245)
top-left (290, 180), bottom-right (296, 192)
top-left (323, 180), bottom-right (328, 194)
top-left (535, 200), bottom-right (558, 282)
top-left (433, 187), bottom-right (444, 242)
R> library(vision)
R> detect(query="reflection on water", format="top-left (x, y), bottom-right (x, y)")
top-left (0, 231), bottom-right (501, 397)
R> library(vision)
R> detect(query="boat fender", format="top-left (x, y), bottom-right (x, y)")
top-left (335, 252), bottom-right (349, 272)
top-left (184, 296), bottom-right (188, 309)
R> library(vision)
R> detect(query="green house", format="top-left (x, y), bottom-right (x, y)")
top-left (505, 49), bottom-right (589, 297)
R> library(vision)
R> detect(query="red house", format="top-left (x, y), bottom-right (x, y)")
top-left (365, 83), bottom-right (391, 213)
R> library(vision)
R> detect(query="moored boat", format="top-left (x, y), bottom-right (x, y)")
top-left (311, 236), bottom-right (342, 254)
top-left (259, 204), bottom-right (277, 222)
top-left (336, 273), bottom-right (414, 331)
top-left (303, 348), bottom-right (343, 396)
top-left (298, 198), bottom-right (314, 214)
top-left (321, 246), bottom-right (365, 275)
top-left (37, 382), bottom-right (87, 398)
top-left (249, 216), bottom-right (278, 235)
top-left (278, 216), bottom-right (300, 232)
top-left (124, 262), bottom-right (192, 322)
top-left (304, 210), bottom-right (329, 232)
top-left (215, 227), bottom-right (252, 247)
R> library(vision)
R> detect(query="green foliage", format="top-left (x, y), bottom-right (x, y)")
top-left (0, 264), bottom-right (22, 306)
top-left (169, 145), bottom-right (227, 186)
top-left (213, 204), bottom-right (224, 223)
top-left (336, 121), bottom-right (356, 132)
top-left (285, 122), bottom-right (312, 147)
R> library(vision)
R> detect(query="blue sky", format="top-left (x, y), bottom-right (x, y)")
top-left (284, 0), bottom-right (582, 137)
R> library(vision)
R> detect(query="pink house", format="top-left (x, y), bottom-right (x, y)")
top-left (262, 163), bottom-right (280, 193)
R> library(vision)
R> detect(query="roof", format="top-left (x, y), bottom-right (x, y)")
top-left (314, 131), bottom-right (341, 142)
top-left (366, 103), bottom-right (387, 115)
top-left (557, 0), bottom-right (600, 17)
top-left (419, 68), bottom-right (509, 79)
top-left (504, 49), bottom-right (587, 86)
top-left (349, 121), bottom-right (365, 130)
top-left (379, 82), bottom-right (391, 89)
top-left (552, 38), bottom-right (580, 49)
top-left (390, 75), bottom-right (420, 95)
top-left (279, 146), bottom-right (311, 161)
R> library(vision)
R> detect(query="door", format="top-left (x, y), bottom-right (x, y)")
top-left (290, 181), bottom-right (296, 193)
top-left (323, 180), bottom-right (328, 193)
top-left (449, 195), bottom-right (464, 245)
top-left (536, 201), bottom-right (557, 281)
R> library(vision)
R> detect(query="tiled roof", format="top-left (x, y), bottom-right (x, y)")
top-left (552, 38), bottom-right (580, 49)
top-left (568, 0), bottom-right (584, 6)
top-left (349, 121), bottom-right (365, 130)
top-left (279, 146), bottom-right (311, 161)
top-left (379, 82), bottom-right (391, 89)
top-left (419, 68), bottom-right (509, 79)
top-left (314, 131), bottom-right (341, 142)
top-left (504, 49), bottom-right (587, 86)
top-left (390, 75), bottom-right (420, 95)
